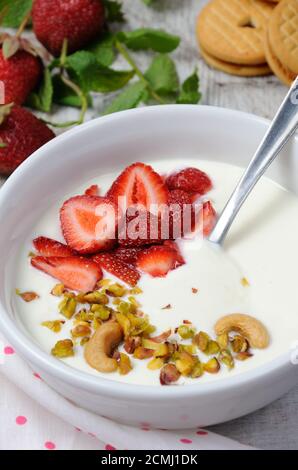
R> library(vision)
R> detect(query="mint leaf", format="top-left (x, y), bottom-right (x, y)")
top-left (177, 69), bottom-right (201, 104)
top-left (26, 68), bottom-right (53, 112)
top-left (85, 33), bottom-right (115, 67)
top-left (103, 0), bottom-right (125, 22)
top-left (0, 0), bottom-right (32, 28)
top-left (52, 75), bottom-right (92, 108)
top-left (117, 29), bottom-right (180, 53)
top-left (66, 51), bottom-right (134, 93)
top-left (103, 81), bottom-right (147, 115)
top-left (145, 54), bottom-right (179, 95)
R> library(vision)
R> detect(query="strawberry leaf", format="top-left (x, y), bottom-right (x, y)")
top-left (26, 68), bottom-right (53, 113)
top-left (2, 36), bottom-right (19, 59)
top-left (103, 0), bottom-right (125, 23)
top-left (103, 81), bottom-right (147, 115)
top-left (0, 0), bottom-right (32, 28)
top-left (85, 32), bottom-right (116, 67)
top-left (66, 51), bottom-right (134, 93)
top-left (52, 75), bottom-right (92, 108)
top-left (176, 69), bottom-right (202, 104)
top-left (145, 54), bottom-right (179, 95)
top-left (116, 29), bottom-right (180, 53)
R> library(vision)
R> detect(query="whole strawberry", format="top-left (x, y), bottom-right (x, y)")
top-left (0, 105), bottom-right (55, 175)
top-left (0, 48), bottom-right (42, 105)
top-left (32, 0), bottom-right (106, 57)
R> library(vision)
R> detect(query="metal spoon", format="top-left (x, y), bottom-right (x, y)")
top-left (209, 76), bottom-right (298, 246)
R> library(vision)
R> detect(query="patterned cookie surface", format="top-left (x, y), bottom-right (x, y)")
top-left (268, 0), bottom-right (298, 75)
top-left (265, 31), bottom-right (296, 85)
top-left (197, 0), bottom-right (275, 65)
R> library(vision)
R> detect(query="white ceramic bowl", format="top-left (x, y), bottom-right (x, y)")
top-left (0, 105), bottom-right (298, 429)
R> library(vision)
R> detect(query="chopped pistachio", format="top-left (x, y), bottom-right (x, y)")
top-left (80, 337), bottom-right (90, 346)
top-left (179, 344), bottom-right (197, 355)
top-left (160, 363), bottom-right (180, 385)
top-left (97, 278), bottom-right (112, 288)
top-left (231, 335), bottom-right (249, 353)
top-left (106, 283), bottom-right (127, 297)
top-left (128, 296), bottom-right (140, 307)
top-left (51, 284), bottom-right (65, 297)
top-left (193, 331), bottom-right (210, 352)
top-left (217, 332), bottom-right (229, 350)
top-left (71, 323), bottom-right (91, 338)
top-left (51, 339), bottom-right (74, 358)
top-left (129, 286), bottom-right (143, 295)
top-left (91, 304), bottom-right (112, 321)
top-left (16, 289), bottom-right (39, 302)
top-left (124, 336), bottom-right (141, 354)
top-left (42, 320), bottom-right (65, 333)
top-left (74, 309), bottom-right (93, 322)
top-left (235, 351), bottom-right (253, 361)
top-left (177, 324), bottom-right (196, 340)
top-left (175, 351), bottom-right (197, 376)
top-left (79, 291), bottom-right (109, 305)
top-left (92, 317), bottom-right (102, 330)
top-left (58, 296), bottom-right (77, 319)
top-left (112, 298), bottom-right (121, 306)
top-left (161, 304), bottom-right (172, 310)
top-left (241, 277), bottom-right (250, 287)
top-left (205, 340), bottom-right (220, 355)
top-left (117, 301), bottom-right (137, 315)
top-left (147, 357), bottom-right (165, 370)
top-left (218, 349), bottom-right (234, 370)
top-left (153, 343), bottom-right (169, 358)
top-left (142, 338), bottom-right (161, 351)
top-left (191, 360), bottom-right (204, 378)
top-left (28, 251), bottom-right (36, 258)
top-left (118, 352), bottom-right (132, 375)
top-left (150, 330), bottom-right (172, 343)
top-left (115, 312), bottom-right (131, 337)
top-left (133, 346), bottom-right (154, 360)
top-left (203, 357), bottom-right (220, 374)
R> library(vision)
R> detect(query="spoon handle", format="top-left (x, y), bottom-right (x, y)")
top-left (209, 76), bottom-right (298, 246)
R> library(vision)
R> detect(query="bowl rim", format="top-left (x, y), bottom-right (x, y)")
top-left (0, 104), bottom-right (296, 401)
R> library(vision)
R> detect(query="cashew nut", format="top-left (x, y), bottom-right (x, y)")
top-left (84, 321), bottom-right (123, 372)
top-left (214, 314), bottom-right (269, 349)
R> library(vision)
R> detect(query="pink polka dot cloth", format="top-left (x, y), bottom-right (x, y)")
top-left (0, 333), bottom-right (252, 450)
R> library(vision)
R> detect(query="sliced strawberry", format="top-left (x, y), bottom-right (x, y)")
top-left (167, 189), bottom-right (196, 238)
top-left (85, 184), bottom-right (100, 196)
top-left (31, 256), bottom-right (102, 292)
top-left (93, 253), bottom-right (140, 286)
top-left (199, 201), bottom-right (217, 237)
top-left (163, 240), bottom-right (185, 266)
top-left (111, 246), bottom-right (143, 265)
top-left (33, 236), bottom-right (76, 257)
top-left (166, 167), bottom-right (212, 195)
top-left (136, 245), bottom-right (184, 278)
top-left (118, 209), bottom-right (162, 247)
top-left (107, 162), bottom-right (168, 212)
top-left (60, 195), bottom-right (119, 254)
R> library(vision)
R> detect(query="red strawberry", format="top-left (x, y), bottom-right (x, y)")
top-left (85, 184), bottom-right (100, 196)
top-left (118, 209), bottom-right (162, 247)
top-left (110, 246), bottom-right (143, 266)
top-left (199, 201), bottom-right (217, 237)
top-left (33, 236), bottom-right (76, 257)
top-left (31, 256), bottom-right (102, 292)
top-left (0, 105), bottom-right (55, 176)
top-left (107, 162), bottom-right (169, 213)
top-left (60, 195), bottom-right (119, 255)
top-left (0, 48), bottom-right (42, 105)
top-left (136, 245), bottom-right (184, 278)
top-left (166, 167), bottom-right (212, 195)
top-left (93, 253), bottom-right (140, 286)
top-left (167, 189), bottom-right (195, 238)
top-left (32, 0), bottom-right (105, 57)
top-left (163, 240), bottom-right (185, 266)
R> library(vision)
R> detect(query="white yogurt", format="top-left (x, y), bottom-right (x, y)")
top-left (13, 160), bottom-right (298, 385)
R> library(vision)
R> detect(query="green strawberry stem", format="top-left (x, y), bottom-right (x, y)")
top-left (115, 39), bottom-right (165, 104)
top-left (41, 39), bottom-right (88, 128)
